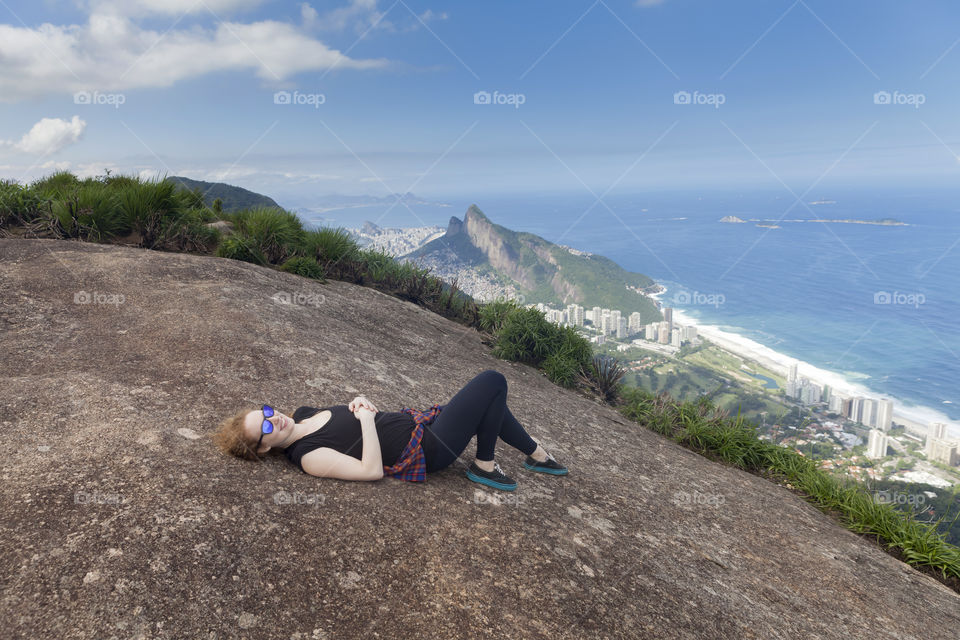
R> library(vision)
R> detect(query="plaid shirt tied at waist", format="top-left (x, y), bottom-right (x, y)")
top-left (383, 403), bottom-right (443, 482)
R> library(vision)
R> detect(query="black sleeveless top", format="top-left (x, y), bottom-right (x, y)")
top-left (283, 405), bottom-right (419, 472)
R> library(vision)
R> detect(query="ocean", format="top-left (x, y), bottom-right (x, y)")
top-left (301, 186), bottom-right (960, 428)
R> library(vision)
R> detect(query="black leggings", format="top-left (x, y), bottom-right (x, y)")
top-left (422, 369), bottom-right (538, 472)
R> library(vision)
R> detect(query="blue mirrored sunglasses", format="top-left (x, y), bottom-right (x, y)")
top-left (257, 404), bottom-right (276, 449)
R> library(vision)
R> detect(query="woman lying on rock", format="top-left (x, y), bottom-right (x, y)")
top-left (213, 369), bottom-right (567, 491)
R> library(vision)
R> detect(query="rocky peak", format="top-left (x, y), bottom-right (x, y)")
top-left (445, 215), bottom-right (464, 236)
top-left (360, 220), bottom-right (382, 235)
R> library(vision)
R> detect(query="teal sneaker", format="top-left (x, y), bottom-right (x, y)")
top-left (466, 461), bottom-right (517, 491)
top-left (523, 454), bottom-right (568, 475)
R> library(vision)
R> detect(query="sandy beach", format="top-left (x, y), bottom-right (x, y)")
top-left (668, 307), bottom-right (958, 439)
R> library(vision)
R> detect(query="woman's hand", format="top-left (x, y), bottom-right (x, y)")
top-left (349, 396), bottom-right (378, 413)
top-left (352, 405), bottom-right (377, 421)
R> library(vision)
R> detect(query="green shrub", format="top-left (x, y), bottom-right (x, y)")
top-left (486, 305), bottom-right (596, 385)
top-left (491, 306), bottom-right (561, 364)
top-left (0, 180), bottom-right (42, 229)
top-left (176, 186), bottom-right (207, 212)
top-left (280, 256), bottom-right (326, 280)
top-left (229, 207), bottom-right (304, 264)
top-left (215, 235), bottom-right (266, 265)
top-left (434, 277), bottom-right (456, 310)
top-left (392, 260), bottom-right (442, 305)
top-left (542, 352), bottom-right (581, 387)
top-left (556, 325), bottom-right (593, 366)
top-left (77, 182), bottom-right (127, 239)
top-left (477, 299), bottom-right (522, 334)
top-left (163, 208), bottom-right (221, 253)
top-left (116, 177), bottom-right (181, 248)
top-left (358, 248), bottom-right (397, 283)
top-left (297, 226), bottom-right (360, 276)
top-left (101, 174), bottom-right (141, 190)
top-left (42, 182), bottom-right (127, 242)
top-left (30, 170), bottom-right (80, 200)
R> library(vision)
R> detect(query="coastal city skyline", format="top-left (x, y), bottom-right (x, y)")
top-left (537, 297), bottom-right (960, 487)
top-left (537, 298), bottom-right (957, 439)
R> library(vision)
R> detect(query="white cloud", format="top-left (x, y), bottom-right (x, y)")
top-left (6, 160), bottom-right (143, 182)
top-left (200, 166), bottom-right (343, 183)
top-left (73, 162), bottom-right (121, 179)
top-left (418, 9), bottom-right (448, 22)
top-left (40, 160), bottom-right (74, 172)
top-left (11, 116), bottom-right (87, 155)
top-left (309, 0), bottom-right (446, 34)
top-left (311, 0), bottom-right (387, 32)
top-left (138, 168), bottom-right (168, 181)
top-left (282, 171), bottom-right (342, 181)
top-left (301, 2), bottom-right (319, 27)
top-left (0, 10), bottom-right (390, 102)
top-left (90, 0), bottom-right (265, 17)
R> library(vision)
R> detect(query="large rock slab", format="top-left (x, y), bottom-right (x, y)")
top-left (1, 238), bottom-right (957, 639)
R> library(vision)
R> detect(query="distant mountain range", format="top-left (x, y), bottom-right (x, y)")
top-left (401, 205), bottom-right (662, 323)
top-left (312, 192), bottom-right (449, 208)
top-left (167, 176), bottom-right (280, 213)
top-left (293, 193), bottom-right (451, 219)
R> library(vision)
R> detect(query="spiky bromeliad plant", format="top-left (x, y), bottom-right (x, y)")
top-left (581, 353), bottom-right (626, 403)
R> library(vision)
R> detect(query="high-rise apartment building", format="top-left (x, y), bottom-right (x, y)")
top-left (866, 429), bottom-right (888, 458)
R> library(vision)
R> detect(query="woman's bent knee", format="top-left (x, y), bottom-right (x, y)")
top-left (479, 369), bottom-right (507, 390)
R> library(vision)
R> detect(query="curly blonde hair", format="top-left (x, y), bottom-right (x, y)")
top-left (213, 407), bottom-right (270, 461)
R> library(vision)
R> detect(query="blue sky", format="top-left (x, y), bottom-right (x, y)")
top-left (1, 0), bottom-right (959, 207)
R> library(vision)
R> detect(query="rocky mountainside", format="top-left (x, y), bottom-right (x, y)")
top-left (2, 238), bottom-right (959, 639)
top-left (167, 176), bottom-right (281, 212)
top-left (402, 205), bottom-right (662, 322)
